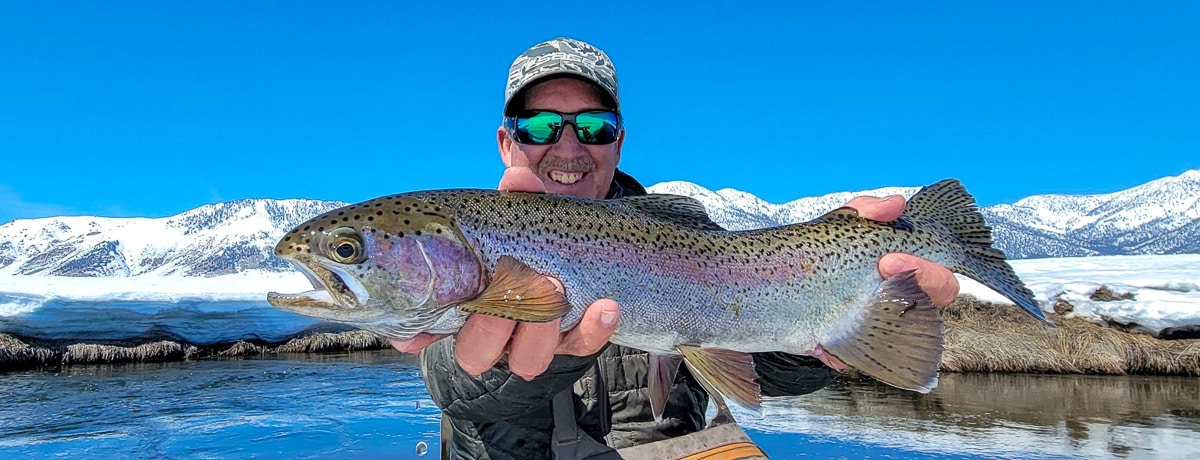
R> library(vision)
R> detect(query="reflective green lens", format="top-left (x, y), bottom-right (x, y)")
top-left (574, 111), bottom-right (619, 144)
top-left (516, 112), bottom-right (564, 144)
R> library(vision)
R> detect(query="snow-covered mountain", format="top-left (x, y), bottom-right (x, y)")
top-left (645, 181), bottom-right (920, 230)
top-left (981, 169), bottom-right (1200, 258)
top-left (0, 199), bottom-right (344, 276)
top-left (649, 169), bottom-right (1200, 259)
top-left (1, 169), bottom-right (1197, 277)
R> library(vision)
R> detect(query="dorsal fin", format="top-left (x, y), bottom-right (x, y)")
top-left (815, 207), bottom-right (864, 222)
top-left (618, 194), bottom-right (725, 231)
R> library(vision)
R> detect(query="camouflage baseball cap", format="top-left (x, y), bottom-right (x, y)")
top-left (504, 37), bottom-right (620, 115)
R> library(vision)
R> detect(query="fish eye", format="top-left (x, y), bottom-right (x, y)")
top-left (335, 242), bottom-right (357, 259)
top-left (327, 228), bottom-right (364, 264)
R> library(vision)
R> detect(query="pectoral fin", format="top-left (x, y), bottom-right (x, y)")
top-left (822, 270), bottom-right (944, 393)
top-left (677, 346), bottom-right (761, 414)
top-left (618, 194), bottom-right (725, 231)
top-left (457, 256), bottom-right (571, 322)
top-left (649, 354), bottom-right (683, 422)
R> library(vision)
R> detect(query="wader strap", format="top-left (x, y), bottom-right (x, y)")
top-left (439, 413), bottom-right (451, 459)
top-left (551, 387), bottom-right (621, 459)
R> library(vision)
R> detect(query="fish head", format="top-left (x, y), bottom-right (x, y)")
top-left (267, 195), bottom-right (486, 339)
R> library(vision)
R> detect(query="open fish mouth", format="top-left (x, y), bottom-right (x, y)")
top-left (266, 257), bottom-right (453, 340)
top-left (266, 258), bottom-right (366, 312)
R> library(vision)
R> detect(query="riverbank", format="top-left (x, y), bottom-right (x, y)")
top-left (3, 295), bottom-right (1198, 375)
top-left (0, 330), bottom-right (389, 370)
top-left (941, 295), bottom-right (1199, 375)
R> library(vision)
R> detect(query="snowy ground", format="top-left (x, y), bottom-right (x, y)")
top-left (0, 254), bottom-right (1197, 343)
top-left (959, 254), bottom-right (1200, 335)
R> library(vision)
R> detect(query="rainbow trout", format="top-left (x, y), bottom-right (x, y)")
top-left (267, 179), bottom-right (1048, 415)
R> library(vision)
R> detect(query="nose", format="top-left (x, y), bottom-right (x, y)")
top-left (547, 122), bottom-right (587, 157)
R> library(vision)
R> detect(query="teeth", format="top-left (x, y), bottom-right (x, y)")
top-left (550, 171), bottom-right (584, 185)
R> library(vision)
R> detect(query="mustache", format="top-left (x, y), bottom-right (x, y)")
top-left (538, 156), bottom-right (596, 174)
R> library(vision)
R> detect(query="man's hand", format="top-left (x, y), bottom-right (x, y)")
top-left (844, 195), bottom-right (960, 307)
top-left (389, 165), bottom-right (620, 381)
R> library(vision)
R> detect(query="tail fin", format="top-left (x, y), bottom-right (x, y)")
top-left (904, 179), bottom-right (1052, 325)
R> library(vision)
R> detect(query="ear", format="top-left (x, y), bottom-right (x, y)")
top-left (498, 126), bottom-right (514, 166)
top-left (614, 129), bottom-right (626, 164)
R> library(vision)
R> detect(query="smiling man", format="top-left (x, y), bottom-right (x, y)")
top-left (395, 37), bottom-right (961, 459)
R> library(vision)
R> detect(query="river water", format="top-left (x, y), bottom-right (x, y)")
top-left (2, 350), bottom-right (1196, 459)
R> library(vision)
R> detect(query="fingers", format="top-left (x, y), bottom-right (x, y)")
top-left (847, 195), bottom-right (959, 306)
top-left (388, 333), bottom-right (447, 354)
top-left (498, 166), bottom-right (546, 193)
top-left (556, 299), bottom-right (619, 357)
top-left (453, 298), bottom-right (612, 380)
top-left (878, 253), bottom-right (960, 307)
top-left (508, 320), bottom-right (563, 380)
top-left (844, 195), bottom-right (905, 222)
top-left (454, 314), bottom-right (518, 377)
top-left (506, 274), bottom-right (573, 378)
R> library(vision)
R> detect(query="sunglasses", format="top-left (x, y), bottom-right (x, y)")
top-left (504, 110), bottom-right (622, 145)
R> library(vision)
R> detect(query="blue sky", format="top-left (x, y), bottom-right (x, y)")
top-left (1, 2), bottom-right (1197, 223)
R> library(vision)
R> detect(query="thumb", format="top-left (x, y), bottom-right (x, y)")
top-left (498, 166), bottom-right (547, 193)
top-left (556, 299), bottom-right (619, 356)
top-left (844, 195), bottom-right (905, 222)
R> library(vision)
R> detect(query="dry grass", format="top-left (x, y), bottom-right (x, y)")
top-left (0, 334), bottom-right (59, 366)
top-left (941, 295), bottom-right (1200, 375)
top-left (0, 330), bottom-right (392, 369)
top-left (62, 341), bottom-right (200, 364)
top-left (219, 341), bottom-right (266, 356)
top-left (270, 330), bottom-right (389, 353)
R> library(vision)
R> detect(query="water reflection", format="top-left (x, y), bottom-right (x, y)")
top-left (745, 373), bottom-right (1200, 459)
top-left (2, 353), bottom-right (1197, 460)
top-left (0, 350), bottom-right (441, 459)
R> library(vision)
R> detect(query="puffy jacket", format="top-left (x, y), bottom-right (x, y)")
top-left (420, 170), bottom-right (837, 459)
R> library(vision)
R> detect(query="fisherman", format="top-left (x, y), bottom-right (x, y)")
top-left (390, 37), bottom-right (962, 459)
